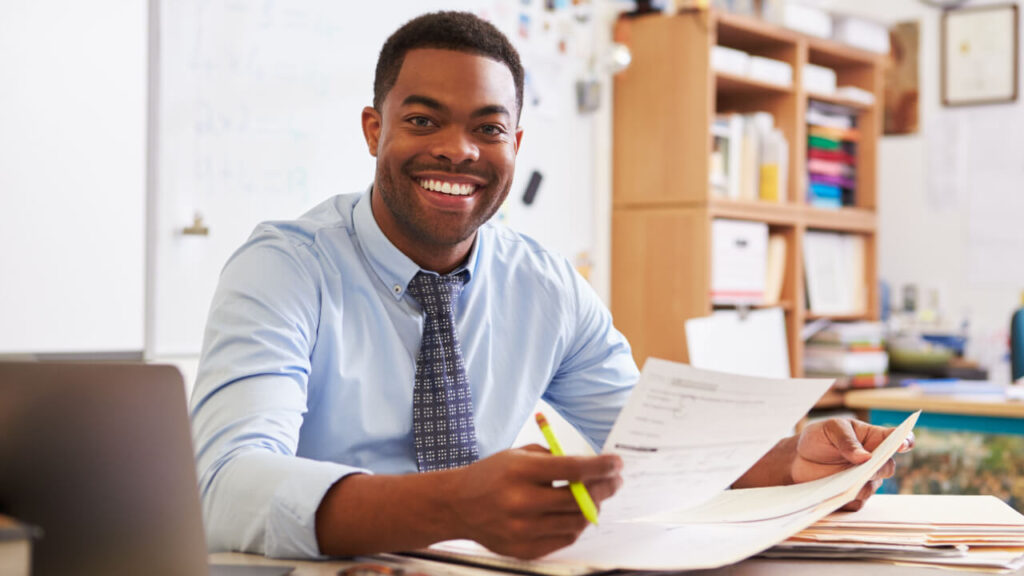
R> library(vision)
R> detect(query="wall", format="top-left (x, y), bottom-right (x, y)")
top-left (0, 1), bottom-right (147, 354)
top-left (818, 0), bottom-right (1024, 382)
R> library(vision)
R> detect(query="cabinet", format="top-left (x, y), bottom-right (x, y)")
top-left (610, 9), bottom-right (883, 392)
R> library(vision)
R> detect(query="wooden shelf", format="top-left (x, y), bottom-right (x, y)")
top-left (807, 92), bottom-right (875, 112)
top-left (717, 72), bottom-right (793, 97)
top-left (715, 10), bottom-right (798, 50)
top-left (709, 198), bottom-right (800, 225)
top-left (611, 11), bottom-right (882, 388)
top-left (806, 36), bottom-right (883, 69)
top-left (805, 311), bottom-right (872, 321)
top-left (713, 300), bottom-right (795, 312)
top-left (803, 206), bottom-right (876, 233)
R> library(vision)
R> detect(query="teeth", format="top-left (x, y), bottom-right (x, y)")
top-left (418, 178), bottom-right (476, 196)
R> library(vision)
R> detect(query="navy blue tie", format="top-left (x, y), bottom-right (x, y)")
top-left (407, 271), bottom-right (480, 472)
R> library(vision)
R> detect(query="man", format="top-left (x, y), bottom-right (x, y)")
top-left (191, 11), bottom-right (910, 562)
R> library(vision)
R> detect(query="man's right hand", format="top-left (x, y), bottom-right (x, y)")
top-left (446, 445), bottom-right (623, 559)
top-left (315, 446), bottom-right (623, 559)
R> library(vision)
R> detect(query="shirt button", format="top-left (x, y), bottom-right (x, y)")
top-left (393, 285), bottom-right (402, 295)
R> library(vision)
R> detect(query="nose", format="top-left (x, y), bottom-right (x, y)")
top-left (430, 126), bottom-right (480, 165)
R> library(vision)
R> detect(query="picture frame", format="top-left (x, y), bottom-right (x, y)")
top-left (942, 3), bottom-right (1019, 106)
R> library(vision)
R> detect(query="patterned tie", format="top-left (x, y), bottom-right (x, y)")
top-left (406, 271), bottom-right (480, 472)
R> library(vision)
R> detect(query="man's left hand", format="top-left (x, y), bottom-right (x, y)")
top-left (793, 418), bottom-right (915, 511)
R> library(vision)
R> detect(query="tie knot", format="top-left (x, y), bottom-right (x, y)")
top-left (406, 271), bottom-right (467, 315)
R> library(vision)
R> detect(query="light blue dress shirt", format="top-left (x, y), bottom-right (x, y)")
top-left (190, 190), bottom-right (640, 558)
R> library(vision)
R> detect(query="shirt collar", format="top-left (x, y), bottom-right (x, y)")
top-left (352, 188), bottom-right (480, 301)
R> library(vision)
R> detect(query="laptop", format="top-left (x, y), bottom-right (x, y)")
top-left (0, 362), bottom-right (293, 576)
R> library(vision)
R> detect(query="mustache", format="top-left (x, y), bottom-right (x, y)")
top-left (403, 161), bottom-right (491, 181)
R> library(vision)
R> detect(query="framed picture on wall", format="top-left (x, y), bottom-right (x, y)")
top-left (942, 4), bottom-right (1019, 106)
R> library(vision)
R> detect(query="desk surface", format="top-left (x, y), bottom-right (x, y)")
top-left (210, 551), bottom-right (1021, 575)
top-left (845, 387), bottom-right (1024, 419)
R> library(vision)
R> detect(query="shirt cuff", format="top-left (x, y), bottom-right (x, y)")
top-left (264, 457), bottom-right (372, 558)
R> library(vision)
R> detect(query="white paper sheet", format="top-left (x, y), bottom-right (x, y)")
top-left (423, 397), bottom-right (921, 569)
top-left (684, 308), bottom-right (791, 379)
top-left (598, 359), bottom-right (833, 522)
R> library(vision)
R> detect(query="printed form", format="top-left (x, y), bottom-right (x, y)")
top-left (599, 358), bottom-right (834, 522)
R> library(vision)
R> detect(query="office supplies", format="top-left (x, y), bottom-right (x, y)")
top-left (832, 16), bottom-right (890, 54)
top-left (767, 495), bottom-right (1024, 572)
top-left (685, 308), bottom-right (790, 379)
top-left (748, 56), bottom-right (793, 87)
top-left (0, 362), bottom-right (294, 576)
top-left (781, 3), bottom-right (832, 38)
top-left (710, 45), bottom-right (751, 77)
top-left (710, 219), bottom-right (768, 305)
top-left (804, 322), bottom-right (888, 389)
top-left (803, 231), bottom-right (866, 315)
top-left (534, 413), bottom-right (599, 525)
top-left (803, 63), bottom-right (837, 95)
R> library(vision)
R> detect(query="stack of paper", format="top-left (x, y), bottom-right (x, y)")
top-left (763, 495), bottom-right (1024, 573)
top-left (803, 231), bottom-right (866, 316)
top-left (410, 360), bottom-right (919, 573)
top-left (804, 321), bottom-right (888, 389)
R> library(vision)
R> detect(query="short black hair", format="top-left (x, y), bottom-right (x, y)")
top-left (373, 11), bottom-right (524, 121)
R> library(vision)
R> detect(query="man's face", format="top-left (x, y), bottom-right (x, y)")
top-left (362, 49), bottom-right (522, 267)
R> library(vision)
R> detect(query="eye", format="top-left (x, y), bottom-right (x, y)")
top-left (408, 116), bottom-right (436, 128)
top-left (478, 124), bottom-right (507, 137)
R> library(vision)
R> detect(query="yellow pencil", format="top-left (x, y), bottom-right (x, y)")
top-left (534, 412), bottom-right (599, 525)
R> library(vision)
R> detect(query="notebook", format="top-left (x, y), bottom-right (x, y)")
top-left (0, 362), bottom-right (292, 576)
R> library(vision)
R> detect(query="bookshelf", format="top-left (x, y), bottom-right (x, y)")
top-left (610, 9), bottom-right (884, 385)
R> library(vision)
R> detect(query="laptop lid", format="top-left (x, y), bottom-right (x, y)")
top-left (0, 362), bottom-right (210, 576)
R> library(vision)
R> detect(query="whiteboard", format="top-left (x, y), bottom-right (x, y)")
top-left (0, 1), bottom-right (146, 354)
top-left (149, 0), bottom-right (602, 357)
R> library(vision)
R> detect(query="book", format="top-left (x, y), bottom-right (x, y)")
top-left (0, 515), bottom-right (37, 576)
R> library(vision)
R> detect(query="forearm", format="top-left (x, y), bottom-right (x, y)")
top-left (315, 471), bottom-right (461, 556)
top-left (731, 435), bottom-right (797, 489)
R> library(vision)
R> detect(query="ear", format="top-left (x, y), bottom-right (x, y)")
top-left (513, 126), bottom-right (524, 156)
top-left (361, 106), bottom-right (382, 157)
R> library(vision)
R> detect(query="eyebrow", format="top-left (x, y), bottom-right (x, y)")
top-left (401, 95), bottom-right (511, 120)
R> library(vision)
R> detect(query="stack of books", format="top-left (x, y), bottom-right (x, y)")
top-left (763, 495), bottom-right (1024, 573)
top-left (806, 101), bottom-right (857, 208)
top-left (804, 321), bottom-right (887, 389)
top-left (711, 112), bottom-right (789, 203)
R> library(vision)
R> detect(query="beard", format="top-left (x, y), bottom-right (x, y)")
top-left (374, 157), bottom-right (511, 249)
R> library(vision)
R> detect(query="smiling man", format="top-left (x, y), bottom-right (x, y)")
top-left (190, 11), bottom-right (909, 563)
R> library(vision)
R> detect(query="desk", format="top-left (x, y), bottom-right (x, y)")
top-left (210, 552), bottom-right (1022, 575)
top-left (846, 387), bottom-right (1024, 512)
top-left (846, 387), bottom-right (1024, 433)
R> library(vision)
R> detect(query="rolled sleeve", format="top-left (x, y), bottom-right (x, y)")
top-left (190, 227), bottom-right (368, 558)
top-left (543, 262), bottom-right (640, 450)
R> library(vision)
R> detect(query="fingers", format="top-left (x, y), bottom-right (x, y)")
top-left (900, 431), bottom-right (916, 452)
top-left (512, 449), bottom-right (623, 484)
top-left (871, 458), bottom-right (896, 481)
top-left (841, 477), bottom-right (884, 511)
top-left (824, 419), bottom-right (873, 465)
